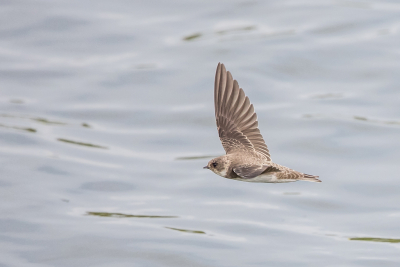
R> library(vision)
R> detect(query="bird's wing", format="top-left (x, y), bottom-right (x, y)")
top-left (233, 164), bottom-right (269, 179)
top-left (214, 63), bottom-right (271, 160)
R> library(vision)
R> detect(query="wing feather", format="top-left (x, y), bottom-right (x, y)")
top-left (214, 63), bottom-right (271, 160)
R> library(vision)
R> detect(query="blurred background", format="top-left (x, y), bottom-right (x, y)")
top-left (1, 0), bottom-right (400, 266)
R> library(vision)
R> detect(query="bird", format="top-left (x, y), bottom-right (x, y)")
top-left (203, 63), bottom-right (320, 183)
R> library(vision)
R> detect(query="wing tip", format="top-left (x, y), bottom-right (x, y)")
top-left (220, 63), bottom-right (226, 73)
top-left (301, 174), bottom-right (321, 183)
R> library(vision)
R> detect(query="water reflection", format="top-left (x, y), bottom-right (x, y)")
top-left (0, 123), bottom-right (36, 133)
top-left (350, 237), bottom-right (400, 243)
top-left (303, 113), bottom-right (400, 127)
top-left (165, 227), bottom-right (206, 234)
top-left (1, 114), bottom-right (67, 125)
top-left (31, 117), bottom-right (66, 125)
top-left (0, 114), bottom-right (94, 129)
top-left (353, 116), bottom-right (400, 126)
top-left (216, 25), bottom-right (256, 35)
top-left (182, 23), bottom-right (293, 43)
top-left (86, 212), bottom-right (178, 219)
top-left (57, 138), bottom-right (108, 149)
top-left (183, 33), bottom-right (202, 41)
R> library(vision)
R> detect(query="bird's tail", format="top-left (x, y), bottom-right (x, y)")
top-left (300, 174), bottom-right (321, 183)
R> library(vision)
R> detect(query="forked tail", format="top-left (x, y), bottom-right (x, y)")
top-left (300, 174), bottom-right (321, 183)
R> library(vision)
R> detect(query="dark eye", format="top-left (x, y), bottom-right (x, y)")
top-left (212, 162), bottom-right (217, 168)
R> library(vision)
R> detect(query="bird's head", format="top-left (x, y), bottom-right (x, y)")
top-left (204, 156), bottom-right (230, 177)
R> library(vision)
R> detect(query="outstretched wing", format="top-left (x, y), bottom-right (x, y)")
top-left (214, 63), bottom-right (271, 160)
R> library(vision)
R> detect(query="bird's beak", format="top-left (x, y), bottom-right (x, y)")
top-left (203, 166), bottom-right (209, 169)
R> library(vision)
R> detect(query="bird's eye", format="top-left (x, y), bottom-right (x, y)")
top-left (212, 162), bottom-right (217, 168)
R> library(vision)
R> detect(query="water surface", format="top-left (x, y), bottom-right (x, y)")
top-left (1, 0), bottom-right (400, 266)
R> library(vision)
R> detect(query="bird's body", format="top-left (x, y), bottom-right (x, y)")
top-left (204, 63), bottom-right (320, 183)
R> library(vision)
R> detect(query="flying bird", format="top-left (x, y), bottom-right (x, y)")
top-left (204, 63), bottom-right (320, 183)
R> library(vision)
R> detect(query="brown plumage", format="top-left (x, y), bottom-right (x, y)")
top-left (204, 63), bottom-right (320, 183)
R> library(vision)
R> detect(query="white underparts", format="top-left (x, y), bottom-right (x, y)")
top-left (219, 169), bottom-right (228, 177)
top-left (212, 168), bottom-right (228, 178)
top-left (232, 173), bottom-right (296, 183)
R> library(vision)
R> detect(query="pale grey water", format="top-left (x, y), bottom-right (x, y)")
top-left (1, 0), bottom-right (400, 266)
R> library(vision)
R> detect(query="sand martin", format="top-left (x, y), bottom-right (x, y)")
top-left (204, 63), bottom-right (320, 183)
